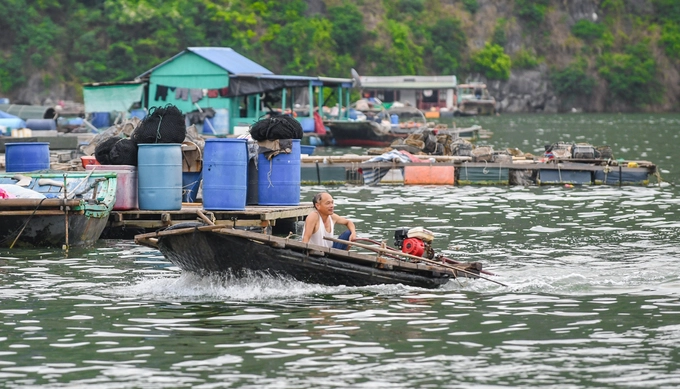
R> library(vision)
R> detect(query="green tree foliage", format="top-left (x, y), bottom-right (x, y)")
top-left (0, 0), bottom-right (676, 112)
top-left (491, 18), bottom-right (508, 47)
top-left (271, 17), bottom-right (341, 76)
top-left (660, 23), bottom-right (680, 60)
top-left (571, 20), bottom-right (606, 41)
top-left (512, 49), bottom-right (542, 69)
top-left (653, 0), bottom-right (680, 23)
top-left (368, 20), bottom-right (423, 75)
top-left (515, 0), bottom-right (550, 27)
top-left (598, 42), bottom-right (661, 106)
top-left (426, 18), bottom-right (467, 75)
top-left (462, 0), bottom-right (479, 14)
top-left (550, 58), bottom-right (595, 97)
top-left (471, 43), bottom-right (511, 80)
top-left (653, 0), bottom-right (680, 59)
top-left (328, 3), bottom-right (365, 55)
top-left (398, 0), bottom-right (425, 14)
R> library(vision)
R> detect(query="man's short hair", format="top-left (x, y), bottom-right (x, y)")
top-left (312, 192), bottom-right (328, 206)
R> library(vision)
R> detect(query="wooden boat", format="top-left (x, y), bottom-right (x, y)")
top-left (325, 106), bottom-right (429, 147)
top-left (0, 171), bottom-right (117, 248)
top-left (456, 83), bottom-right (496, 116)
top-left (134, 222), bottom-right (498, 289)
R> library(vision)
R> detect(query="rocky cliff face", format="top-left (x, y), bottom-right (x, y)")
top-left (486, 66), bottom-right (558, 113)
top-left (441, 0), bottom-right (677, 113)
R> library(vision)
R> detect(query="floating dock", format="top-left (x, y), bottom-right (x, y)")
top-left (300, 156), bottom-right (658, 186)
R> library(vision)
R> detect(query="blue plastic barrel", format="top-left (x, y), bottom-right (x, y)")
top-left (91, 112), bottom-right (111, 128)
top-left (25, 119), bottom-right (56, 131)
top-left (299, 118), bottom-right (315, 133)
top-left (129, 109), bottom-right (147, 120)
top-left (202, 139), bottom-right (247, 210)
top-left (390, 114), bottom-right (399, 125)
top-left (182, 172), bottom-right (202, 203)
top-left (5, 142), bottom-right (50, 172)
top-left (258, 139), bottom-right (301, 206)
top-left (300, 145), bottom-right (316, 155)
top-left (205, 108), bottom-right (230, 135)
top-left (138, 144), bottom-right (182, 210)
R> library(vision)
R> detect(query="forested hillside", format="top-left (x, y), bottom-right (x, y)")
top-left (0, 0), bottom-right (678, 112)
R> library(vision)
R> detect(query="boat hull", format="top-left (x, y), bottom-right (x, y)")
top-left (0, 214), bottom-right (108, 248)
top-left (324, 120), bottom-right (401, 147)
top-left (153, 226), bottom-right (463, 289)
top-left (0, 171), bottom-right (117, 248)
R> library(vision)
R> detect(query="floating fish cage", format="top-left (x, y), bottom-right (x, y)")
top-left (537, 169), bottom-right (592, 185)
top-left (301, 165), bottom-right (354, 185)
top-left (457, 163), bottom-right (509, 185)
top-left (593, 167), bottom-right (650, 185)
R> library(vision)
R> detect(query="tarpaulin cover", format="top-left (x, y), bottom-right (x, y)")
top-left (83, 83), bottom-right (145, 113)
top-left (226, 77), bottom-right (312, 97)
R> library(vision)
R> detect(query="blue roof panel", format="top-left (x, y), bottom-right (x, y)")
top-left (188, 47), bottom-right (273, 75)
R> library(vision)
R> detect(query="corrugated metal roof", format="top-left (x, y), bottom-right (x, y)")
top-left (137, 47), bottom-right (272, 79)
top-left (360, 75), bottom-right (457, 90)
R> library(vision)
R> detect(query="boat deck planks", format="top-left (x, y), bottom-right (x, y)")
top-left (109, 203), bottom-right (313, 230)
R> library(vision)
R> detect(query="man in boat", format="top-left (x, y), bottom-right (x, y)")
top-left (302, 192), bottom-right (357, 250)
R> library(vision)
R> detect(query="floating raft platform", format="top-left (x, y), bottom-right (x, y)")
top-left (106, 203), bottom-right (312, 234)
top-left (301, 156), bottom-right (659, 186)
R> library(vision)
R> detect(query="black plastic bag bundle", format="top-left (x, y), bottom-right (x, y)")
top-left (132, 105), bottom-right (186, 144)
top-left (249, 115), bottom-right (303, 141)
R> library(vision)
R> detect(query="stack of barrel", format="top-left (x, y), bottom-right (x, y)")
top-left (202, 115), bottom-right (302, 210)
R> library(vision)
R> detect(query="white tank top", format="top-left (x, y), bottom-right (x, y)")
top-left (305, 211), bottom-right (334, 248)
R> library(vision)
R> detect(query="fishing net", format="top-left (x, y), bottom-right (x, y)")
top-left (109, 138), bottom-right (138, 166)
top-left (94, 137), bottom-right (138, 166)
top-left (94, 137), bottom-right (120, 165)
top-left (249, 115), bottom-right (303, 141)
top-left (131, 105), bottom-right (186, 144)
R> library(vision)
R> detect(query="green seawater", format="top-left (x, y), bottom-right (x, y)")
top-left (1, 113), bottom-right (679, 388)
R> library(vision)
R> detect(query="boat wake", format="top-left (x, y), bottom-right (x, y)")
top-left (115, 271), bottom-right (369, 301)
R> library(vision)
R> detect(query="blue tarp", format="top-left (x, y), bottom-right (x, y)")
top-left (0, 110), bottom-right (20, 119)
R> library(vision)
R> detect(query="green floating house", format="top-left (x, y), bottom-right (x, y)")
top-left (83, 47), bottom-right (353, 134)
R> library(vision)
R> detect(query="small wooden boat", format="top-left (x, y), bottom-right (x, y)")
top-left (0, 171), bottom-right (117, 248)
top-left (134, 222), bottom-right (501, 289)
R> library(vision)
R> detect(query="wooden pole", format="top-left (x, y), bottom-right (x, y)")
top-left (196, 210), bottom-right (214, 225)
top-left (63, 173), bottom-right (69, 250)
top-left (324, 236), bottom-right (507, 287)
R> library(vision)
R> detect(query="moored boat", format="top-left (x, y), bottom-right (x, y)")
top-left (0, 171), bottom-right (117, 248)
top-left (134, 223), bottom-right (497, 289)
top-left (456, 83), bottom-right (496, 116)
top-left (325, 105), bottom-right (430, 147)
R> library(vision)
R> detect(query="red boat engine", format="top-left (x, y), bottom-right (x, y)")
top-left (394, 227), bottom-right (435, 259)
top-left (402, 238), bottom-right (426, 257)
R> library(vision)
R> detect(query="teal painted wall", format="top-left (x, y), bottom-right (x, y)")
top-left (148, 51), bottom-right (231, 119)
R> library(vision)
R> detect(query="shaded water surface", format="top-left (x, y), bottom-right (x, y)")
top-left (1, 114), bottom-right (679, 388)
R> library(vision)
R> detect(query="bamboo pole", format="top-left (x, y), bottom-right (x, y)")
top-left (354, 237), bottom-right (497, 276)
top-left (0, 198), bottom-right (82, 208)
top-left (324, 236), bottom-right (507, 287)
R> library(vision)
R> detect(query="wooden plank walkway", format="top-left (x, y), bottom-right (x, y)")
top-left (107, 203), bottom-right (313, 230)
